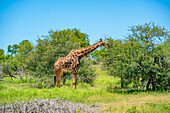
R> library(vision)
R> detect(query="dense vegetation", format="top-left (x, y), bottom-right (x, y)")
top-left (93, 22), bottom-right (170, 91)
top-left (0, 22), bottom-right (169, 112)
top-left (0, 29), bottom-right (96, 85)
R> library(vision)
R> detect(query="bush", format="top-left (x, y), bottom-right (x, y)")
top-left (78, 57), bottom-right (96, 85)
top-left (92, 59), bottom-right (99, 65)
top-left (28, 76), bottom-right (54, 88)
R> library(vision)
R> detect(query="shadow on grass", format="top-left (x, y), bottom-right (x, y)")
top-left (107, 85), bottom-right (167, 94)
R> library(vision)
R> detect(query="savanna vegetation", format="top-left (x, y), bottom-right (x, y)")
top-left (0, 22), bottom-right (169, 112)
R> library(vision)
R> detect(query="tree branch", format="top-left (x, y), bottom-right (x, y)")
top-left (159, 57), bottom-right (162, 68)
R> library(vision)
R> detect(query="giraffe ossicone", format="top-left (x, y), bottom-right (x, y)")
top-left (54, 38), bottom-right (110, 89)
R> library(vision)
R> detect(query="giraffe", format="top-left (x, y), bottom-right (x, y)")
top-left (54, 39), bottom-right (110, 89)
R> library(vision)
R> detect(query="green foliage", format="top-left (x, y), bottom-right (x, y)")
top-left (0, 40), bottom-right (33, 81)
top-left (126, 106), bottom-right (139, 113)
top-left (1, 60), bottom-right (17, 74)
top-left (8, 44), bottom-right (19, 55)
top-left (1, 28), bottom-right (95, 86)
top-left (25, 28), bottom-right (95, 84)
top-left (125, 22), bottom-right (170, 91)
top-left (29, 76), bottom-right (54, 89)
top-left (78, 57), bottom-right (96, 85)
top-left (0, 49), bottom-right (5, 62)
top-left (16, 40), bottom-right (34, 62)
top-left (92, 59), bottom-right (99, 65)
top-left (94, 22), bottom-right (170, 91)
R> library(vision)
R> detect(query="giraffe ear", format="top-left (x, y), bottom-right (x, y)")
top-left (100, 38), bottom-right (102, 42)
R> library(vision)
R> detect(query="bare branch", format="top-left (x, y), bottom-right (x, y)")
top-left (159, 57), bottom-right (162, 68)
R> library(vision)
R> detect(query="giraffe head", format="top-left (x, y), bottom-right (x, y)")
top-left (99, 39), bottom-right (110, 47)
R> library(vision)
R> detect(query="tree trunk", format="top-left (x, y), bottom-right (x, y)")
top-left (146, 78), bottom-right (151, 90)
top-left (63, 77), bottom-right (66, 85)
top-left (150, 71), bottom-right (156, 91)
top-left (18, 67), bottom-right (23, 81)
top-left (141, 78), bottom-right (145, 91)
top-left (147, 75), bottom-right (156, 91)
top-left (121, 77), bottom-right (124, 88)
top-left (151, 77), bottom-right (156, 90)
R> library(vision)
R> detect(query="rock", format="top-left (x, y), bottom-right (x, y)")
top-left (0, 99), bottom-right (98, 113)
top-left (90, 103), bottom-right (100, 107)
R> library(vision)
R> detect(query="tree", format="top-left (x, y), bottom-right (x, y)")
top-left (8, 44), bottom-right (19, 55)
top-left (126, 22), bottom-right (170, 90)
top-left (0, 49), bottom-right (5, 62)
top-left (78, 57), bottom-right (96, 85)
top-left (0, 40), bottom-right (33, 81)
top-left (96, 22), bottom-right (170, 91)
top-left (15, 40), bottom-right (34, 65)
top-left (25, 28), bottom-right (95, 84)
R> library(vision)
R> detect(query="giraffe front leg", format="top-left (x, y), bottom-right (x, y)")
top-left (57, 77), bottom-right (61, 88)
top-left (58, 73), bottom-right (63, 88)
top-left (55, 70), bottom-right (61, 88)
top-left (72, 72), bottom-right (77, 89)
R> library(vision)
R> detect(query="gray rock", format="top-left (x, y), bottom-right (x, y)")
top-left (0, 99), bottom-right (98, 113)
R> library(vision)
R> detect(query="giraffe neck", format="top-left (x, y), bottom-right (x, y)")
top-left (78, 42), bottom-right (101, 58)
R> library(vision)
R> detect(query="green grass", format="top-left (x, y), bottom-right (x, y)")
top-left (0, 64), bottom-right (169, 113)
